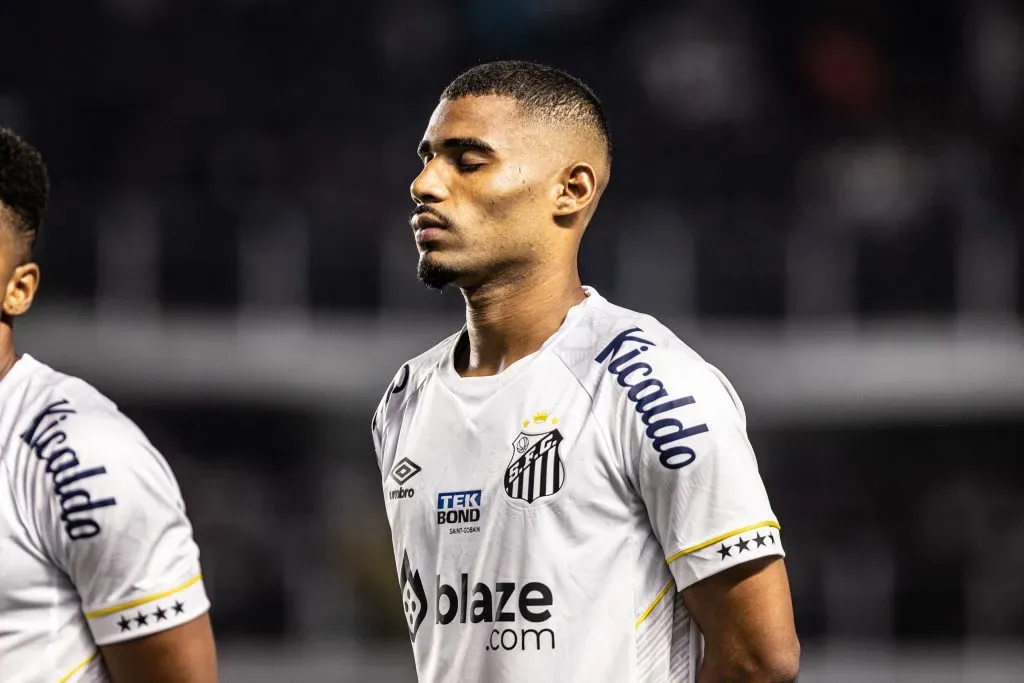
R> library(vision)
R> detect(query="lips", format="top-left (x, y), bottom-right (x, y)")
top-left (411, 210), bottom-right (451, 246)
top-left (413, 214), bottom-right (447, 231)
top-left (414, 226), bottom-right (446, 244)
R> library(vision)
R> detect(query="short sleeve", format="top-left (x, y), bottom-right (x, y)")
top-left (617, 347), bottom-right (784, 591)
top-left (372, 363), bottom-right (410, 472)
top-left (371, 393), bottom-right (387, 471)
top-left (31, 415), bottom-right (209, 645)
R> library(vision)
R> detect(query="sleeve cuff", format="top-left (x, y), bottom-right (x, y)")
top-left (84, 574), bottom-right (211, 645)
top-left (666, 522), bottom-right (785, 591)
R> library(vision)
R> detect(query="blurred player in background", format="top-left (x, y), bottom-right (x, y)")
top-left (372, 61), bottom-right (799, 682)
top-left (0, 128), bottom-right (217, 682)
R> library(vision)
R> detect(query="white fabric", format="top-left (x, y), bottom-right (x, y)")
top-left (372, 288), bottom-right (784, 683)
top-left (0, 355), bottom-right (209, 683)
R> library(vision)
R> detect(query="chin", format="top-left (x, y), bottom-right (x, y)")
top-left (417, 254), bottom-right (461, 290)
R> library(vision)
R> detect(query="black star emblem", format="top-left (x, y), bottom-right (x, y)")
top-left (717, 543), bottom-right (733, 560)
top-left (734, 536), bottom-right (751, 553)
top-left (153, 605), bottom-right (168, 621)
top-left (117, 616), bottom-right (132, 632)
top-left (172, 600), bottom-right (185, 615)
top-left (134, 611), bottom-right (149, 627)
top-left (768, 531), bottom-right (776, 545)
top-left (754, 532), bottom-right (767, 547)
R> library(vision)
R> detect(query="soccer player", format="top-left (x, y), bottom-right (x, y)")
top-left (372, 61), bottom-right (799, 682)
top-left (0, 128), bottom-right (217, 682)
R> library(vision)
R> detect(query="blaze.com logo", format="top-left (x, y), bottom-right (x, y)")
top-left (399, 550), bottom-right (555, 651)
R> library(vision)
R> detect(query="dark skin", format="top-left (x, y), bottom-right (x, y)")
top-left (686, 558), bottom-right (801, 682)
top-left (0, 209), bottom-right (219, 682)
top-left (0, 209), bottom-right (40, 383)
top-left (411, 95), bottom-right (603, 377)
top-left (410, 95), bottom-right (800, 681)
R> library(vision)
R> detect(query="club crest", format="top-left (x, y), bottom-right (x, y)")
top-left (504, 427), bottom-right (565, 504)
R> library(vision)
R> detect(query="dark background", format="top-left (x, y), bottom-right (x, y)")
top-left (4, 0), bottom-right (1023, 679)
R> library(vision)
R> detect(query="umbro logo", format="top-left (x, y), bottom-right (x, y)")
top-left (390, 458), bottom-right (422, 485)
top-left (389, 458), bottom-right (421, 501)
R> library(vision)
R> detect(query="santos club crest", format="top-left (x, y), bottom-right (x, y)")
top-left (504, 427), bottom-right (565, 504)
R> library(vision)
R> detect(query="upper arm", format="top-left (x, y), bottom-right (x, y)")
top-left (29, 411), bottom-right (214, 669)
top-left (100, 611), bottom-right (217, 683)
top-left (614, 345), bottom-right (785, 589)
top-left (605, 340), bottom-right (797, 678)
top-left (682, 557), bottom-right (799, 681)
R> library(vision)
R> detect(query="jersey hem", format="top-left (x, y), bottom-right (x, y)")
top-left (665, 520), bottom-right (780, 565)
top-left (88, 579), bottom-right (210, 646)
top-left (83, 573), bottom-right (202, 618)
top-left (94, 599), bottom-right (211, 646)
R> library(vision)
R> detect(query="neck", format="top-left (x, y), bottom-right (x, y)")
top-left (457, 266), bottom-right (586, 377)
top-left (0, 326), bottom-right (17, 384)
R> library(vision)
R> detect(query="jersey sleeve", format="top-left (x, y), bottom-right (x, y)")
top-left (371, 392), bottom-right (387, 471)
top-left (32, 415), bottom-right (210, 645)
top-left (372, 363), bottom-right (410, 472)
top-left (616, 346), bottom-right (784, 592)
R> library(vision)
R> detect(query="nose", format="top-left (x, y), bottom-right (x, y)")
top-left (410, 159), bottom-right (449, 206)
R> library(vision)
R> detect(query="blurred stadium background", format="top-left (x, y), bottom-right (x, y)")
top-left (4, 0), bottom-right (1024, 681)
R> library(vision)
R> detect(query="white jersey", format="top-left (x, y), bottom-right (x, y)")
top-left (372, 288), bottom-right (785, 683)
top-left (0, 355), bottom-right (210, 683)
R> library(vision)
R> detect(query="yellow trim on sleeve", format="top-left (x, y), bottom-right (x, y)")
top-left (58, 651), bottom-right (98, 683)
top-left (665, 521), bottom-right (781, 565)
top-left (634, 579), bottom-right (675, 629)
top-left (83, 574), bottom-right (202, 619)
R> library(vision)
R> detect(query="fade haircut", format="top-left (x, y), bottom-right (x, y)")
top-left (0, 127), bottom-right (50, 256)
top-left (441, 60), bottom-right (612, 166)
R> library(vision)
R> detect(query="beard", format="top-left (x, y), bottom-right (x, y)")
top-left (417, 255), bottom-right (460, 290)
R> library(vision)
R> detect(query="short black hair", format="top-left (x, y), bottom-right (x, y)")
top-left (0, 127), bottom-right (50, 253)
top-left (441, 60), bottom-right (612, 164)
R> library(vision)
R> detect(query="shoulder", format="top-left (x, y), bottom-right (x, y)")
top-left (552, 293), bottom-right (723, 394)
top-left (372, 329), bottom-right (461, 431)
top-left (554, 295), bottom-right (746, 468)
top-left (16, 359), bottom-right (151, 455)
top-left (11, 361), bottom-right (174, 544)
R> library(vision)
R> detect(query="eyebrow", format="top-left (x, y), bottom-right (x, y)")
top-left (417, 137), bottom-right (496, 158)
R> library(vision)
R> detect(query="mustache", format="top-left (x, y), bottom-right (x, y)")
top-left (410, 205), bottom-right (452, 228)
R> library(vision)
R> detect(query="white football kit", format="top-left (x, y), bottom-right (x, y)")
top-left (0, 354), bottom-right (210, 683)
top-left (372, 288), bottom-right (785, 683)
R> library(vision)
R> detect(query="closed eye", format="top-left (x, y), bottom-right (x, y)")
top-left (453, 150), bottom-right (488, 173)
top-left (418, 137), bottom-right (494, 172)
top-left (455, 158), bottom-right (484, 172)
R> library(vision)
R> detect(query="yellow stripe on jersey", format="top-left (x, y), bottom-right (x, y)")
top-left (665, 521), bottom-right (781, 565)
top-left (58, 651), bottom-right (98, 683)
top-left (83, 574), bottom-right (203, 619)
top-left (634, 579), bottom-right (675, 629)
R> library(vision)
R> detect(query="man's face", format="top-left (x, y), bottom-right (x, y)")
top-left (410, 95), bottom-right (561, 289)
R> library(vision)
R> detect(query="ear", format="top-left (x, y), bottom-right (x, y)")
top-left (553, 162), bottom-right (598, 218)
top-left (3, 261), bottom-right (41, 317)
